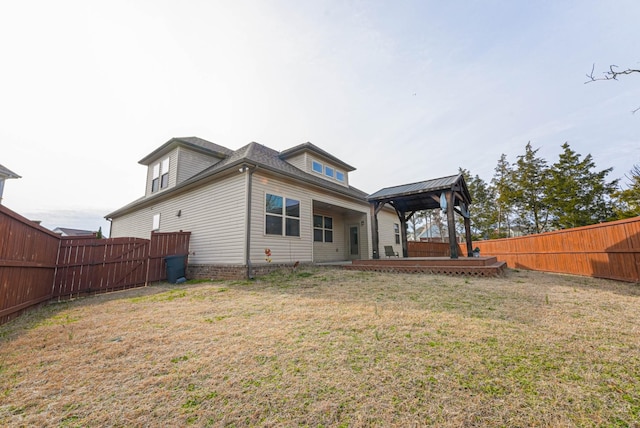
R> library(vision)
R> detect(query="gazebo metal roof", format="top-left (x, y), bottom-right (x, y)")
top-left (367, 174), bottom-right (471, 213)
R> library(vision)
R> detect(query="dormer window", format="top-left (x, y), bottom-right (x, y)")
top-left (324, 166), bottom-right (334, 178)
top-left (312, 161), bottom-right (323, 174)
top-left (160, 158), bottom-right (169, 188)
top-left (151, 158), bottom-right (170, 192)
top-left (336, 171), bottom-right (345, 182)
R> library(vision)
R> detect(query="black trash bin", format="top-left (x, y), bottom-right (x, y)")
top-left (165, 254), bottom-right (186, 284)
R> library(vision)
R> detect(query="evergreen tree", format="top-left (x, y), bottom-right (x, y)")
top-left (491, 153), bottom-right (514, 237)
top-left (547, 143), bottom-right (618, 228)
top-left (614, 164), bottom-right (640, 218)
top-left (459, 168), bottom-right (497, 240)
top-left (510, 142), bottom-right (550, 234)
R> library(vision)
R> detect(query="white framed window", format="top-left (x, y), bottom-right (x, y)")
top-left (151, 158), bottom-right (170, 192)
top-left (152, 213), bottom-right (161, 231)
top-left (336, 171), bottom-right (345, 182)
top-left (394, 223), bottom-right (400, 244)
top-left (265, 193), bottom-right (300, 237)
top-left (151, 164), bottom-right (160, 192)
top-left (313, 215), bottom-right (333, 242)
top-left (312, 160), bottom-right (323, 174)
top-left (160, 158), bottom-right (169, 189)
top-left (324, 165), bottom-right (334, 178)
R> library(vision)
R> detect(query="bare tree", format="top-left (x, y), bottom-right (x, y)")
top-left (586, 63), bottom-right (640, 113)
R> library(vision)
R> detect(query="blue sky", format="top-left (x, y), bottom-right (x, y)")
top-left (1, 0), bottom-right (638, 234)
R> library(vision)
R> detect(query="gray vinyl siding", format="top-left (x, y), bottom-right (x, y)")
top-left (377, 209), bottom-right (402, 256)
top-left (111, 169), bottom-right (379, 266)
top-left (312, 208), bottom-right (345, 262)
top-left (176, 147), bottom-right (221, 185)
top-left (250, 171), bottom-right (370, 264)
top-left (283, 153), bottom-right (307, 171)
top-left (109, 209), bottom-right (153, 239)
top-left (110, 173), bottom-right (247, 264)
top-left (250, 173), bottom-right (313, 264)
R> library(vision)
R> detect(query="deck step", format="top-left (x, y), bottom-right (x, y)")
top-left (345, 260), bottom-right (507, 277)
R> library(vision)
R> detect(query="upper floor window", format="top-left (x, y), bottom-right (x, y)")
top-left (312, 160), bottom-right (323, 174)
top-left (152, 158), bottom-right (170, 192)
top-left (311, 158), bottom-right (345, 184)
top-left (265, 193), bottom-right (300, 237)
top-left (324, 166), bottom-right (334, 178)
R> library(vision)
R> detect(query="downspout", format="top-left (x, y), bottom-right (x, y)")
top-left (243, 165), bottom-right (257, 279)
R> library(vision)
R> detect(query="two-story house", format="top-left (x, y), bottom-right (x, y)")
top-left (106, 137), bottom-right (400, 279)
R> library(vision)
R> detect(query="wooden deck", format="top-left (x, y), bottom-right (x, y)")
top-left (344, 256), bottom-right (507, 277)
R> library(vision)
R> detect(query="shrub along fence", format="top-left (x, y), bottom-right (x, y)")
top-left (473, 216), bottom-right (640, 283)
top-left (0, 204), bottom-right (190, 325)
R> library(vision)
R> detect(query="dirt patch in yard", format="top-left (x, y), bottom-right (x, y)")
top-left (1, 268), bottom-right (639, 427)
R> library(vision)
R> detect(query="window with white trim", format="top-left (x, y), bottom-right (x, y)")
top-left (265, 194), bottom-right (300, 237)
top-left (151, 158), bottom-right (170, 192)
top-left (324, 165), bottom-right (334, 178)
top-left (152, 213), bottom-right (160, 231)
top-left (336, 171), bottom-right (345, 182)
top-left (394, 223), bottom-right (400, 244)
top-left (160, 158), bottom-right (169, 189)
top-left (312, 160), bottom-right (323, 174)
top-left (313, 215), bottom-right (333, 242)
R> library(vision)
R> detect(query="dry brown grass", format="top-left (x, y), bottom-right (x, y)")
top-left (1, 268), bottom-right (639, 427)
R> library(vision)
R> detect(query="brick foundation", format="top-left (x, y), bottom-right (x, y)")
top-left (187, 262), bottom-right (310, 280)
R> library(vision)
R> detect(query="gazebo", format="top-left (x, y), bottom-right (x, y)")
top-left (368, 173), bottom-right (473, 259)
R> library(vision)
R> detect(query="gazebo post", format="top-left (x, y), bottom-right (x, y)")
top-left (400, 211), bottom-right (408, 258)
top-left (464, 216), bottom-right (473, 257)
top-left (370, 202), bottom-right (380, 259)
top-left (445, 191), bottom-right (458, 259)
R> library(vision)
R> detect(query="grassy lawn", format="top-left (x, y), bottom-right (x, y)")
top-left (1, 268), bottom-right (639, 427)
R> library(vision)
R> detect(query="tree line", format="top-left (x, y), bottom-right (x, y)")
top-left (409, 142), bottom-right (640, 241)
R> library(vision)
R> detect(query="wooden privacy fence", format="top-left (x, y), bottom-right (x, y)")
top-left (0, 204), bottom-right (60, 325)
top-left (407, 241), bottom-right (464, 257)
top-left (0, 203), bottom-right (190, 324)
top-left (473, 216), bottom-right (640, 283)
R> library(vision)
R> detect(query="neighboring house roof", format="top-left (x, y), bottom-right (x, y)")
top-left (107, 141), bottom-right (368, 219)
top-left (279, 142), bottom-right (356, 172)
top-left (0, 164), bottom-right (21, 179)
top-left (368, 174), bottom-right (471, 212)
top-left (53, 227), bottom-right (95, 236)
top-left (138, 136), bottom-right (234, 165)
top-left (416, 224), bottom-right (445, 239)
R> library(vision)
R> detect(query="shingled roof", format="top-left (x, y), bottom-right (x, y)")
top-left (107, 141), bottom-right (368, 218)
top-left (174, 141), bottom-right (367, 199)
top-left (138, 137), bottom-right (234, 165)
